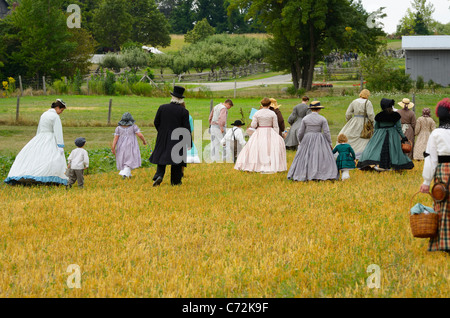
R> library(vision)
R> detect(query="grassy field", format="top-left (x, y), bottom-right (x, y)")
top-left (0, 92), bottom-right (447, 155)
top-left (0, 93), bottom-right (449, 298)
top-left (0, 153), bottom-right (449, 297)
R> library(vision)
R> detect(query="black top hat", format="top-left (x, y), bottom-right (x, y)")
top-left (170, 86), bottom-right (185, 99)
top-left (75, 137), bottom-right (86, 147)
top-left (231, 120), bottom-right (245, 126)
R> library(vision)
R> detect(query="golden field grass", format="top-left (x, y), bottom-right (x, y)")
top-left (0, 153), bottom-right (449, 298)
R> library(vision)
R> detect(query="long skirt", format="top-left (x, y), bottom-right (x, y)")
top-left (234, 127), bottom-right (287, 173)
top-left (288, 132), bottom-right (339, 181)
top-left (4, 132), bottom-right (68, 185)
top-left (428, 163), bottom-right (450, 252)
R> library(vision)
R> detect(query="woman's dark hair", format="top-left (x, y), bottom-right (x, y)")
top-left (51, 99), bottom-right (66, 109)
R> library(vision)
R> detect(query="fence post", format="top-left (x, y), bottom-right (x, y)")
top-left (43, 76), bottom-right (46, 95)
top-left (210, 99), bottom-right (214, 115)
top-left (412, 93), bottom-right (416, 113)
top-left (108, 99), bottom-right (112, 125)
top-left (234, 81), bottom-right (237, 98)
top-left (16, 95), bottom-right (20, 122)
top-left (19, 75), bottom-right (23, 96)
top-left (360, 73), bottom-right (364, 92)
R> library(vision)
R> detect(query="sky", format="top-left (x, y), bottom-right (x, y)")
top-left (359, 0), bottom-right (450, 34)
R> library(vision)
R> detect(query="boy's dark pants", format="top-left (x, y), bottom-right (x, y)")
top-left (67, 169), bottom-right (84, 188)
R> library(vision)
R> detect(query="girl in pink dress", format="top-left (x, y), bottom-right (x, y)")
top-left (111, 112), bottom-right (147, 179)
top-left (234, 98), bottom-right (287, 173)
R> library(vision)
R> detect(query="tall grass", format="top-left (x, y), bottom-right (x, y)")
top-left (0, 155), bottom-right (448, 297)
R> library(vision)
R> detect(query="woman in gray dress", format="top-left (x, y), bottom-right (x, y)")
top-left (287, 101), bottom-right (339, 182)
top-left (284, 96), bottom-right (311, 150)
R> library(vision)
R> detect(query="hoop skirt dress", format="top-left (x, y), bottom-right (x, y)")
top-left (234, 108), bottom-right (286, 173)
top-left (356, 111), bottom-right (414, 171)
top-left (4, 108), bottom-right (68, 185)
top-left (337, 98), bottom-right (375, 159)
top-left (287, 112), bottom-right (339, 181)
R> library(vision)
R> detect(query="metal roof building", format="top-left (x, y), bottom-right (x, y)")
top-left (402, 35), bottom-right (450, 87)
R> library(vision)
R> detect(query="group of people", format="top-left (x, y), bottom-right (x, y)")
top-left (3, 87), bottom-right (449, 254)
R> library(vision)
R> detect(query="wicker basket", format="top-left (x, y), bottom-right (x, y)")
top-left (409, 192), bottom-right (439, 238)
top-left (402, 141), bottom-right (412, 153)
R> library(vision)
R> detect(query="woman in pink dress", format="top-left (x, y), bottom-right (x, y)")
top-left (234, 98), bottom-right (287, 173)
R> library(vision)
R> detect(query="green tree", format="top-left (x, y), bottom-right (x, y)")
top-left (7, 0), bottom-right (77, 82)
top-left (168, 0), bottom-right (196, 34)
top-left (129, 0), bottom-right (171, 48)
top-left (396, 0), bottom-right (435, 35)
top-left (149, 52), bottom-right (173, 79)
top-left (414, 12), bottom-right (430, 35)
top-left (230, 0), bottom-right (384, 91)
top-left (434, 22), bottom-right (450, 35)
top-left (195, 0), bottom-right (228, 33)
top-left (184, 18), bottom-right (216, 44)
top-left (60, 27), bottom-right (98, 76)
top-left (121, 47), bottom-right (150, 74)
top-left (92, 0), bottom-right (132, 51)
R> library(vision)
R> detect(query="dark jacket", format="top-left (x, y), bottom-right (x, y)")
top-left (149, 102), bottom-right (191, 166)
top-left (270, 107), bottom-right (285, 136)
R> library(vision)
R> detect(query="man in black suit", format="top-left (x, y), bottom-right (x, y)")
top-left (150, 86), bottom-right (192, 186)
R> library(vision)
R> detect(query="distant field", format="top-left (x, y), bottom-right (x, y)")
top-left (386, 39), bottom-right (402, 50)
top-left (157, 33), bottom-right (270, 53)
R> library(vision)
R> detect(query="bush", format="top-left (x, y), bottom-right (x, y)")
top-left (104, 71), bottom-right (116, 95)
top-left (52, 79), bottom-right (69, 94)
top-left (416, 76), bottom-right (425, 90)
top-left (130, 82), bottom-right (153, 96)
top-left (72, 69), bottom-right (84, 95)
top-left (88, 79), bottom-right (105, 95)
top-left (286, 85), bottom-right (306, 97)
top-left (114, 82), bottom-right (132, 95)
top-left (391, 69), bottom-right (413, 93)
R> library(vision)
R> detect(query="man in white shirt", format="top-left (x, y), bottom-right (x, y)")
top-left (208, 99), bottom-right (233, 162)
top-left (221, 120), bottom-right (246, 163)
top-left (66, 137), bottom-right (89, 189)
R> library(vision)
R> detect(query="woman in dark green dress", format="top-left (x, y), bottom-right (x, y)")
top-left (357, 98), bottom-right (414, 171)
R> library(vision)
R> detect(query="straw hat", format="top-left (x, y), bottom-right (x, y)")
top-left (269, 98), bottom-right (281, 109)
top-left (308, 101), bottom-right (324, 109)
top-left (398, 98), bottom-right (414, 109)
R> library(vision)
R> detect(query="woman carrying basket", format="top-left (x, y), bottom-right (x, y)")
top-left (419, 98), bottom-right (450, 253)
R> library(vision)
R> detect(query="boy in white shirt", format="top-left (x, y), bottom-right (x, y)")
top-left (66, 137), bottom-right (89, 189)
top-left (221, 120), bottom-right (246, 163)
